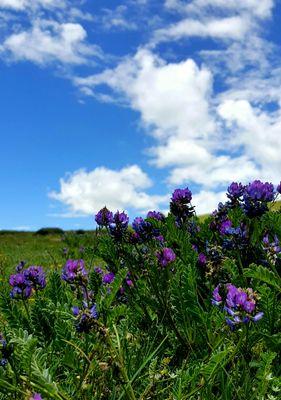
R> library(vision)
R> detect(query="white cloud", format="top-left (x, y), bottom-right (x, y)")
top-left (49, 165), bottom-right (168, 215)
top-left (1, 20), bottom-right (100, 64)
top-left (165, 0), bottom-right (274, 19)
top-left (157, 0), bottom-right (275, 46)
top-left (101, 5), bottom-right (137, 31)
top-left (152, 16), bottom-right (251, 44)
top-left (0, 0), bottom-right (65, 10)
top-left (218, 99), bottom-right (281, 182)
top-left (192, 190), bottom-right (227, 215)
top-left (75, 49), bottom-right (215, 140)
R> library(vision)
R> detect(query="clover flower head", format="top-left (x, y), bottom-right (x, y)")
top-left (170, 187), bottom-right (194, 222)
top-left (9, 272), bottom-right (32, 300)
top-left (62, 259), bottom-right (88, 284)
top-left (72, 303), bottom-right (98, 333)
top-left (132, 217), bottom-right (157, 241)
top-left (198, 253), bottom-right (207, 266)
top-left (109, 211), bottom-right (129, 241)
top-left (212, 283), bottom-right (263, 330)
top-left (227, 182), bottom-right (244, 201)
top-left (30, 394), bottom-right (43, 400)
top-left (242, 180), bottom-right (275, 217)
top-left (0, 334), bottom-right (8, 368)
top-left (95, 206), bottom-right (113, 226)
top-left (102, 272), bottom-right (115, 285)
top-left (262, 234), bottom-right (281, 264)
top-left (24, 266), bottom-right (46, 290)
top-left (16, 260), bottom-right (26, 273)
top-left (156, 247), bottom-right (176, 267)
top-left (219, 219), bottom-right (232, 235)
top-left (146, 211), bottom-right (165, 221)
top-left (171, 188), bottom-right (192, 203)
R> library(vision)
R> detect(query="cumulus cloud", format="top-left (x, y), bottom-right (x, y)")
top-left (1, 20), bottom-right (101, 64)
top-left (154, 0), bottom-right (274, 46)
top-left (218, 99), bottom-right (281, 182)
top-left (75, 49), bottom-right (215, 140)
top-left (0, 0), bottom-right (65, 10)
top-left (165, 0), bottom-right (274, 19)
top-left (49, 165), bottom-right (169, 216)
top-left (152, 16), bottom-right (251, 45)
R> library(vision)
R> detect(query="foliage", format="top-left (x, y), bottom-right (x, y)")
top-left (0, 182), bottom-right (280, 399)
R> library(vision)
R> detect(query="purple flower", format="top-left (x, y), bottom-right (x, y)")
top-left (9, 272), bottom-right (32, 300)
top-left (252, 312), bottom-right (264, 322)
top-left (227, 182), bottom-right (244, 201)
top-left (171, 188), bottom-right (192, 203)
top-left (242, 180), bottom-right (275, 217)
top-left (109, 211), bottom-right (129, 241)
top-left (212, 283), bottom-right (263, 330)
top-left (198, 253), bottom-right (207, 266)
top-left (262, 234), bottom-right (281, 264)
top-left (24, 266), bottom-right (46, 290)
top-left (156, 247), bottom-right (176, 268)
top-left (72, 303), bottom-right (98, 333)
top-left (95, 206), bottom-right (113, 226)
top-left (62, 259), bottom-right (88, 285)
top-left (30, 394), bottom-right (43, 400)
top-left (0, 334), bottom-right (8, 368)
top-left (277, 182), bottom-right (281, 194)
top-left (132, 217), bottom-right (157, 241)
top-left (146, 211), bottom-right (165, 221)
top-left (212, 285), bottom-right (222, 305)
top-left (102, 272), bottom-right (115, 284)
top-left (219, 219), bottom-right (232, 235)
top-left (170, 187), bottom-right (194, 223)
top-left (16, 261), bottom-right (26, 273)
top-left (94, 266), bottom-right (103, 275)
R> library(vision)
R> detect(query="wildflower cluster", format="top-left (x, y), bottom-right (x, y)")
top-left (72, 302), bottom-right (98, 333)
top-left (61, 259), bottom-right (88, 285)
top-left (9, 264), bottom-right (46, 299)
top-left (156, 247), bottom-right (176, 268)
top-left (109, 211), bottom-right (129, 241)
top-left (170, 187), bottom-right (195, 225)
top-left (262, 234), bottom-right (281, 265)
top-left (0, 334), bottom-right (8, 367)
top-left (212, 283), bottom-right (264, 330)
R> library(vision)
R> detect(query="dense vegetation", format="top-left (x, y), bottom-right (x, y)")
top-left (0, 180), bottom-right (280, 400)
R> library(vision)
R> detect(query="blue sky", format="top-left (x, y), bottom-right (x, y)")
top-left (0, 0), bottom-right (280, 230)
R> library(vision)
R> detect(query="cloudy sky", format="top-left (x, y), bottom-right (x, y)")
top-left (0, 0), bottom-right (281, 230)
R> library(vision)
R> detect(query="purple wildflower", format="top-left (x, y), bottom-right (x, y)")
top-left (277, 182), bottom-right (281, 194)
top-left (198, 253), bottom-right (207, 266)
top-left (109, 211), bottom-right (129, 241)
top-left (95, 206), bottom-right (113, 226)
top-left (227, 182), bottom-right (244, 201)
top-left (242, 180), bottom-right (275, 217)
top-left (72, 303), bottom-right (98, 333)
top-left (262, 234), bottom-right (281, 264)
top-left (16, 261), bottom-right (26, 273)
top-left (30, 394), bottom-right (43, 400)
top-left (219, 219), bottom-right (232, 235)
top-left (62, 259), bottom-right (88, 285)
top-left (212, 283), bottom-right (263, 329)
top-left (94, 266), bottom-right (103, 275)
top-left (0, 334), bottom-right (8, 368)
top-left (170, 187), bottom-right (194, 223)
top-left (156, 247), bottom-right (176, 268)
top-left (102, 272), bottom-right (115, 285)
top-left (146, 211), bottom-right (165, 221)
top-left (171, 188), bottom-right (192, 203)
top-left (9, 273), bottom-right (32, 300)
top-left (24, 266), bottom-right (46, 290)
